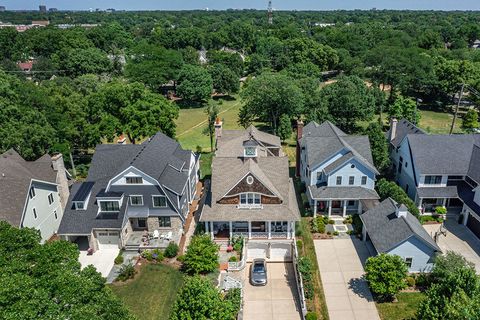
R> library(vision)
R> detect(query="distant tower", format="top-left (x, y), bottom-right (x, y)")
top-left (267, 0), bottom-right (273, 25)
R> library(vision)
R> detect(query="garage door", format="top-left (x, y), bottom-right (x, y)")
top-left (467, 214), bottom-right (480, 239)
top-left (96, 231), bottom-right (119, 246)
top-left (247, 242), bottom-right (267, 261)
top-left (270, 243), bottom-right (292, 262)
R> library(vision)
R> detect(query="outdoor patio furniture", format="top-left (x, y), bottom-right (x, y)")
top-left (164, 231), bottom-right (173, 241)
top-left (153, 230), bottom-right (160, 239)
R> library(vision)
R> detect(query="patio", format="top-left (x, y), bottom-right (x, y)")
top-left (125, 230), bottom-right (182, 250)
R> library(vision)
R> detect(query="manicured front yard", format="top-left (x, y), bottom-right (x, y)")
top-left (376, 292), bottom-right (425, 320)
top-left (110, 264), bottom-right (183, 320)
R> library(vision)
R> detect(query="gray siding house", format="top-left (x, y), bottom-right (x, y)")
top-left (387, 118), bottom-right (480, 238)
top-left (58, 132), bottom-right (200, 251)
top-left (0, 149), bottom-right (69, 242)
top-left (297, 121), bottom-right (380, 216)
top-left (360, 198), bottom-right (441, 272)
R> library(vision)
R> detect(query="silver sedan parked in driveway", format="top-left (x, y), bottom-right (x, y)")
top-left (250, 258), bottom-right (267, 286)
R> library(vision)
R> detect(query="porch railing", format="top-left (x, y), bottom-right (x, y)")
top-left (271, 232), bottom-right (288, 239)
top-left (228, 237), bottom-right (247, 271)
top-left (230, 231), bottom-right (289, 239)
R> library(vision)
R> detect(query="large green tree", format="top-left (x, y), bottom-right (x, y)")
top-left (364, 122), bottom-right (390, 172)
top-left (319, 75), bottom-right (375, 133)
top-left (240, 72), bottom-right (304, 134)
top-left (177, 65), bottom-right (213, 103)
top-left (0, 222), bottom-right (133, 319)
top-left (182, 234), bottom-right (219, 275)
top-left (461, 109), bottom-right (479, 133)
top-left (365, 253), bottom-right (408, 301)
top-left (208, 64), bottom-right (239, 95)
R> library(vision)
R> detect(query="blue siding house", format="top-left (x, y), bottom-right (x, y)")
top-left (360, 198), bottom-right (441, 272)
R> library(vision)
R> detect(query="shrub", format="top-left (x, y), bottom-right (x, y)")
top-left (406, 276), bottom-right (416, 287)
top-left (352, 214), bottom-right (363, 235)
top-left (365, 253), bottom-right (408, 301)
top-left (343, 215), bottom-right (353, 224)
top-left (415, 272), bottom-right (431, 287)
top-left (435, 206), bottom-right (447, 215)
top-left (228, 256), bottom-right (238, 262)
top-left (296, 239), bottom-right (303, 251)
top-left (142, 250), bottom-right (153, 261)
top-left (333, 231), bottom-right (339, 236)
top-left (152, 248), bottom-right (164, 262)
top-left (224, 288), bottom-right (241, 317)
top-left (196, 145), bottom-right (203, 153)
top-left (165, 242), bottom-right (179, 258)
top-left (177, 254), bottom-right (186, 263)
top-left (305, 312), bottom-right (318, 320)
top-left (114, 253), bottom-right (124, 265)
top-left (311, 216), bottom-right (326, 233)
top-left (328, 219), bottom-right (335, 225)
top-left (298, 257), bottom-right (314, 299)
top-left (183, 234), bottom-right (219, 274)
top-left (116, 263), bottom-right (136, 282)
top-left (231, 235), bottom-right (244, 253)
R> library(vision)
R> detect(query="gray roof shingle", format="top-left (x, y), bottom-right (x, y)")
top-left (408, 134), bottom-right (480, 175)
top-left (386, 119), bottom-right (425, 148)
top-left (360, 198), bottom-right (441, 253)
top-left (0, 149), bottom-right (57, 226)
top-left (468, 145), bottom-right (480, 184)
top-left (308, 185), bottom-right (380, 200)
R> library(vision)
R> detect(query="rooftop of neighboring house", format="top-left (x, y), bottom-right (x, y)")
top-left (300, 121), bottom-right (378, 174)
top-left (200, 126), bottom-right (300, 222)
top-left (58, 132), bottom-right (196, 235)
top-left (360, 198), bottom-right (441, 253)
top-left (386, 118), bottom-right (426, 148)
top-left (0, 149), bottom-right (57, 226)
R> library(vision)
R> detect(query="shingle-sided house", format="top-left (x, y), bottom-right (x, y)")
top-left (200, 125), bottom-right (300, 241)
top-left (0, 149), bottom-right (69, 242)
top-left (360, 198), bottom-right (441, 272)
top-left (58, 132), bottom-right (200, 251)
top-left (297, 121), bottom-right (380, 216)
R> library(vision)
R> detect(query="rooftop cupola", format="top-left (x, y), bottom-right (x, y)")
top-left (243, 139), bottom-right (258, 158)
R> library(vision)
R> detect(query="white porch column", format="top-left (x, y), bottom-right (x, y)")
top-left (205, 221), bottom-right (209, 233)
top-left (362, 224), bottom-right (367, 241)
top-left (287, 221), bottom-right (292, 239)
top-left (313, 200), bottom-right (317, 218)
top-left (442, 198), bottom-right (447, 208)
top-left (328, 200), bottom-right (332, 217)
top-left (248, 221), bottom-right (252, 239)
top-left (357, 201), bottom-right (362, 214)
top-left (418, 198), bottom-right (423, 211)
top-left (210, 221), bottom-right (214, 240)
top-left (229, 221), bottom-right (233, 239)
top-left (268, 221), bottom-right (271, 239)
top-left (342, 200), bottom-right (347, 217)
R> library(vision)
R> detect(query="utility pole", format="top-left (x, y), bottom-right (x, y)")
top-left (267, 1), bottom-right (273, 25)
top-left (450, 83), bottom-right (464, 135)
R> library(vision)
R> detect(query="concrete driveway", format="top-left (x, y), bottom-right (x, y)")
top-left (242, 262), bottom-right (302, 320)
top-left (78, 244), bottom-right (119, 278)
top-left (423, 216), bottom-right (480, 273)
top-left (314, 238), bottom-right (380, 320)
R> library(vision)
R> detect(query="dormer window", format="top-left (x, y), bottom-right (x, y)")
top-left (239, 193), bottom-right (261, 208)
top-left (72, 181), bottom-right (94, 211)
top-left (126, 176), bottom-right (143, 184)
top-left (74, 202), bottom-right (85, 210)
top-left (99, 201), bottom-right (120, 212)
top-left (244, 146), bottom-right (257, 157)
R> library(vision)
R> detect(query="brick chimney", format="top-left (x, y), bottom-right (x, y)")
top-left (51, 154), bottom-right (70, 210)
top-left (214, 117), bottom-right (223, 147)
top-left (296, 120), bottom-right (304, 177)
top-left (389, 118), bottom-right (398, 142)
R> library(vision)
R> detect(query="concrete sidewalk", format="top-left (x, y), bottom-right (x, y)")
top-left (315, 238), bottom-right (380, 320)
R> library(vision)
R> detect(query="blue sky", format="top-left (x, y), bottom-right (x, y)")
top-left (3, 0), bottom-right (480, 11)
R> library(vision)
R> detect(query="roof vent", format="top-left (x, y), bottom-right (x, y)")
top-left (396, 204), bottom-right (408, 218)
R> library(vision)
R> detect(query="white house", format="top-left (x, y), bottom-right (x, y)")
top-left (0, 149), bottom-right (69, 242)
top-left (297, 121), bottom-right (380, 217)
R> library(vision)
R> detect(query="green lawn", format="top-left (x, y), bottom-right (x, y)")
top-left (376, 292), bottom-right (425, 320)
top-left (110, 264), bottom-right (184, 320)
top-left (418, 108), bottom-right (463, 134)
top-left (175, 97), bottom-right (244, 152)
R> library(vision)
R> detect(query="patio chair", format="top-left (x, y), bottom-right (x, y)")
top-left (164, 231), bottom-right (173, 241)
top-left (152, 230), bottom-right (160, 239)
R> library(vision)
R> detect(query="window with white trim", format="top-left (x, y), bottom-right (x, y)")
top-left (152, 195), bottom-right (167, 208)
top-left (336, 176), bottom-right (342, 185)
top-left (75, 202), bottom-right (84, 210)
top-left (349, 176), bottom-right (355, 185)
top-left (48, 193), bottom-right (54, 205)
top-left (158, 216), bottom-right (171, 227)
top-left (361, 176), bottom-right (367, 185)
top-left (99, 201), bottom-right (120, 212)
top-left (239, 193), bottom-right (261, 206)
top-left (244, 147), bottom-right (257, 157)
top-left (126, 176), bottom-right (143, 184)
top-left (129, 195), bottom-right (143, 206)
top-left (424, 175), bottom-right (442, 185)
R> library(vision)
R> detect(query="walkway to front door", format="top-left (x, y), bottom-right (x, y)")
top-left (314, 238), bottom-right (380, 320)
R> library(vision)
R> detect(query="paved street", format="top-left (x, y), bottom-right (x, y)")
top-left (242, 262), bottom-right (302, 320)
top-left (314, 238), bottom-right (380, 320)
top-left (423, 216), bottom-right (480, 273)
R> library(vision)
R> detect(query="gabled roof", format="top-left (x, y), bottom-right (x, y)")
top-left (216, 125), bottom-right (282, 158)
top-left (407, 134), bottom-right (480, 175)
top-left (0, 149), bottom-right (57, 226)
top-left (360, 198), bottom-right (441, 253)
top-left (300, 121), bottom-right (378, 174)
top-left (468, 145), bottom-right (480, 184)
top-left (386, 119), bottom-right (425, 148)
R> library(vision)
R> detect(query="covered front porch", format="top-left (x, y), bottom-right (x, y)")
top-left (205, 220), bottom-right (295, 240)
top-left (312, 199), bottom-right (363, 217)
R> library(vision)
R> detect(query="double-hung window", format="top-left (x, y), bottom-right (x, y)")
top-left (361, 176), bottom-right (367, 185)
top-left (29, 186), bottom-right (36, 199)
top-left (152, 195), bottom-right (167, 208)
top-left (130, 195), bottom-right (143, 206)
top-left (48, 193), bottom-right (54, 205)
top-left (158, 217), bottom-right (171, 227)
top-left (424, 175), bottom-right (442, 185)
top-left (405, 257), bottom-right (413, 268)
top-left (336, 176), bottom-right (342, 185)
top-left (349, 176), bottom-right (355, 185)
